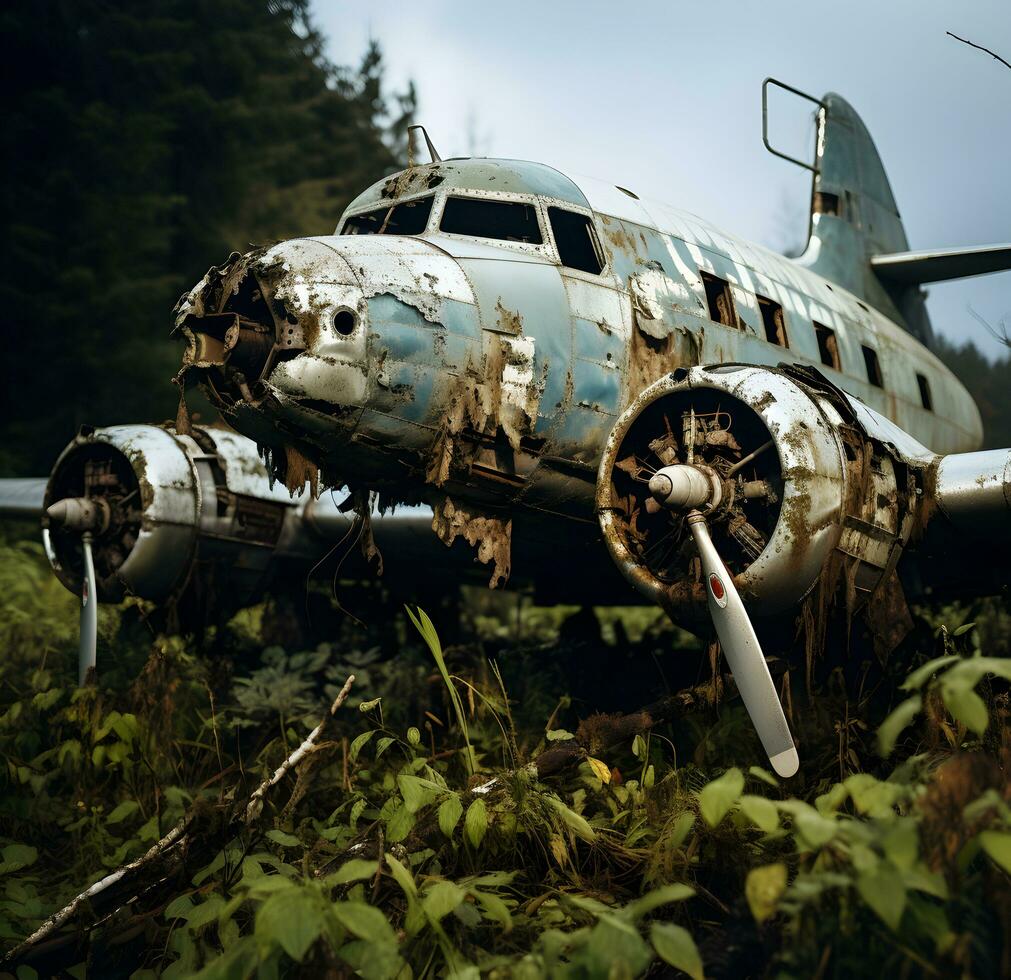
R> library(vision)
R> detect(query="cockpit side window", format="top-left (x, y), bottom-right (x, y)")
top-left (439, 196), bottom-right (543, 244)
top-left (341, 195), bottom-right (434, 236)
top-left (548, 207), bottom-right (604, 274)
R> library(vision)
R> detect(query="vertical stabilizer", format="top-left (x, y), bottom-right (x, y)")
top-left (795, 93), bottom-right (933, 344)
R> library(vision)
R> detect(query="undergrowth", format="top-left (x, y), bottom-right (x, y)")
top-left (0, 536), bottom-right (1009, 978)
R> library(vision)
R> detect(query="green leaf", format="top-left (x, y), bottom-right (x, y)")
top-left (0, 844), bottom-right (38, 874)
top-left (952, 622), bottom-right (976, 636)
top-left (438, 794), bottom-right (463, 838)
top-left (546, 729), bottom-right (574, 741)
top-left (385, 854), bottom-right (417, 899)
top-left (779, 801), bottom-right (837, 848)
top-left (748, 765), bottom-right (780, 788)
top-left (739, 795), bottom-right (779, 833)
top-left (978, 831), bottom-right (1011, 873)
top-left (106, 800), bottom-right (140, 825)
top-left (327, 859), bottom-right (379, 886)
top-left (877, 695), bottom-right (922, 756)
top-left (941, 682), bottom-right (989, 735)
top-left (333, 901), bottom-right (397, 944)
top-left (465, 797), bottom-right (489, 848)
top-left (624, 883), bottom-right (695, 920)
top-left (397, 774), bottom-right (441, 814)
top-left (844, 773), bottom-right (899, 818)
top-left (900, 655), bottom-right (959, 691)
top-left (856, 866), bottom-right (906, 931)
top-left (265, 829), bottom-right (301, 847)
top-left (349, 730), bottom-right (375, 762)
top-left (164, 894), bottom-right (194, 921)
top-left (474, 890), bottom-right (513, 931)
top-left (583, 916), bottom-right (653, 979)
top-left (256, 888), bottom-right (325, 962)
top-left (882, 820), bottom-right (918, 871)
top-left (698, 767), bottom-right (744, 827)
top-left (745, 863), bottom-right (787, 923)
top-left (545, 795), bottom-right (595, 842)
top-left (666, 811), bottom-right (695, 849)
top-left (338, 938), bottom-right (404, 980)
top-left (422, 880), bottom-right (466, 922)
top-left (386, 803), bottom-right (415, 844)
top-left (650, 922), bottom-right (704, 980)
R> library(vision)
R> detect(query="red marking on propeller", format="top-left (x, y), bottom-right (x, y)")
top-left (709, 573), bottom-right (725, 601)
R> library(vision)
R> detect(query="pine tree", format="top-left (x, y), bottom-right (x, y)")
top-left (1, 0), bottom-right (412, 475)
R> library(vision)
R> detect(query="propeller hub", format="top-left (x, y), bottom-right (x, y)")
top-left (648, 464), bottom-right (722, 511)
top-left (46, 497), bottom-right (110, 534)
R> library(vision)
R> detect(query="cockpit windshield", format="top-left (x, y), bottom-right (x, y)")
top-left (439, 196), bottom-right (542, 244)
top-left (341, 195), bottom-right (434, 236)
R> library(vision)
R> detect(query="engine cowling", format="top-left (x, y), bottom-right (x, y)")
top-left (596, 365), bottom-right (919, 623)
top-left (43, 424), bottom-right (302, 606)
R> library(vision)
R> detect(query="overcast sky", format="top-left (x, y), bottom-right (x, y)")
top-left (321, 1), bottom-right (1010, 359)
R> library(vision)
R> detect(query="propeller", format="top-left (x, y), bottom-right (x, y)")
top-left (648, 465), bottom-right (799, 777)
top-left (79, 532), bottom-right (98, 685)
top-left (47, 496), bottom-right (108, 685)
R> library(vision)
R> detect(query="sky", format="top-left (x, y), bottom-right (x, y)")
top-left (320, 0), bottom-right (1010, 359)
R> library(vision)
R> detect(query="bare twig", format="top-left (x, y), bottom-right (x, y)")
top-left (967, 304), bottom-right (1011, 349)
top-left (6, 821), bottom-right (189, 962)
top-left (6, 676), bottom-right (357, 968)
top-left (947, 32), bottom-right (1011, 71)
top-left (245, 674), bottom-right (356, 823)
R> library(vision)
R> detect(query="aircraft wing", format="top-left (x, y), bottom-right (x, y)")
top-left (0, 478), bottom-right (47, 518)
top-left (871, 243), bottom-right (1011, 284)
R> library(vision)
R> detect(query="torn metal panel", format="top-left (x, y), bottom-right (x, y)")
top-left (431, 497), bottom-right (512, 588)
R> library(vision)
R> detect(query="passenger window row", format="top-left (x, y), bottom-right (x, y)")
top-left (698, 271), bottom-right (933, 410)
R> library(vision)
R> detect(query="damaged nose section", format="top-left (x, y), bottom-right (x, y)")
top-left (174, 240), bottom-right (366, 412)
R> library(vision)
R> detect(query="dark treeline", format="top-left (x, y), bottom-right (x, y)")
top-left (1, 4), bottom-right (1007, 475)
top-left (1, 0), bottom-right (413, 475)
top-left (933, 335), bottom-right (1011, 450)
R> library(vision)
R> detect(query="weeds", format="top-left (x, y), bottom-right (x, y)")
top-left (0, 537), bottom-right (1008, 977)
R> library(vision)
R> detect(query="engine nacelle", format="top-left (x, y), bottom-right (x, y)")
top-left (596, 365), bottom-right (922, 623)
top-left (43, 424), bottom-right (304, 606)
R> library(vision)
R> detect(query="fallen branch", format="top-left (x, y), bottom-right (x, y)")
top-left (245, 674), bottom-right (356, 823)
top-left (4, 675), bottom-right (356, 969)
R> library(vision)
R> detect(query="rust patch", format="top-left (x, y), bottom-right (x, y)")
top-left (431, 497), bottom-right (512, 588)
top-left (425, 335), bottom-right (538, 486)
top-left (281, 444), bottom-right (319, 498)
top-left (494, 298), bottom-right (523, 335)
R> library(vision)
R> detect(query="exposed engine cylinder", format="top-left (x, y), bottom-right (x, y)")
top-left (597, 365), bottom-right (917, 621)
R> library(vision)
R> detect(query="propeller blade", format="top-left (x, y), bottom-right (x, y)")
top-left (687, 512), bottom-right (798, 777)
top-left (79, 533), bottom-right (98, 686)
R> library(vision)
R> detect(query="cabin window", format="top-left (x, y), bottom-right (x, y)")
top-left (700, 272), bottom-right (738, 328)
top-left (342, 195), bottom-right (434, 236)
top-left (440, 196), bottom-right (542, 244)
top-left (862, 344), bottom-right (884, 387)
top-left (548, 207), bottom-right (603, 274)
top-left (916, 372), bottom-right (933, 411)
top-left (757, 295), bottom-right (789, 347)
top-left (814, 321), bottom-right (841, 370)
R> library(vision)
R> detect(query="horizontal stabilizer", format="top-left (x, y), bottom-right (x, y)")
top-left (872, 243), bottom-right (1011, 285)
top-left (0, 478), bottom-right (47, 518)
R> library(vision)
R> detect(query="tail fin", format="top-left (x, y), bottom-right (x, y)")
top-left (780, 89), bottom-right (1011, 346)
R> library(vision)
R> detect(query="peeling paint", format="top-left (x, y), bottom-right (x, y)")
top-left (432, 497), bottom-right (512, 588)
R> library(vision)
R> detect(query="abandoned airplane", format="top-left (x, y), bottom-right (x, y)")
top-left (9, 80), bottom-right (1010, 777)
